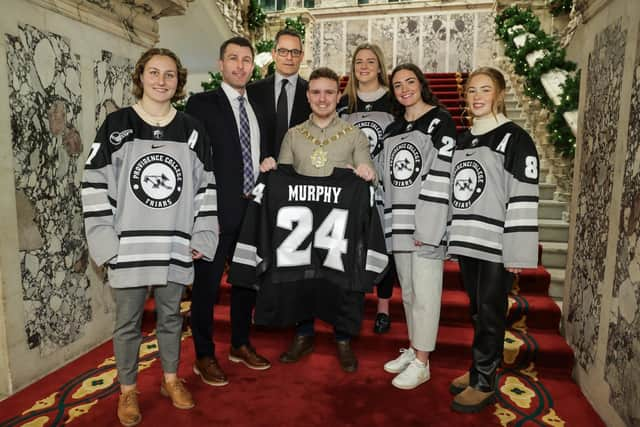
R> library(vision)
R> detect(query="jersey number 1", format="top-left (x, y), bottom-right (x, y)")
top-left (276, 206), bottom-right (349, 271)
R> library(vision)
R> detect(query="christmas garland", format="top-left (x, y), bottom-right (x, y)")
top-left (496, 5), bottom-right (579, 158)
top-left (248, 0), bottom-right (267, 32)
top-left (547, 71), bottom-right (579, 157)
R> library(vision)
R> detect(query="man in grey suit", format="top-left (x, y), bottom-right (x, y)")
top-left (247, 28), bottom-right (312, 159)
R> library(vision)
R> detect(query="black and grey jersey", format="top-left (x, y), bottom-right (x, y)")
top-left (337, 92), bottom-right (395, 247)
top-left (228, 164), bottom-right (389, 293)
top-left (448, 121), bottom-right (539, 268)
top-left (337, 93), bottom-right (394, 159)
top-left (81, 107), bottom-right (218, 288)
top-left (380, 107), bottom-right (456, 258)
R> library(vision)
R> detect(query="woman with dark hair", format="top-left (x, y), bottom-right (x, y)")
top-left (448, 67), bottom-right (539, 413)
top-left (82, 48), bottom-right (218, 426)
top-left (337, 43), bottom-right (396, 334)
top-left (381, 63), bottom-right (456, 389)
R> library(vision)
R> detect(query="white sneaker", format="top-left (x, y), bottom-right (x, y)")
top-left (383, 348), bottom-right (416, 374)
top-left (391, 359), bottom-right (430, 390)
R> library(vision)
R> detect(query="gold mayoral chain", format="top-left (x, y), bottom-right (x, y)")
top-left (298, 125), bottom-right (353, 168)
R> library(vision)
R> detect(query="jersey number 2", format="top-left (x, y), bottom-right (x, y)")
top-left (276, 206), bottom-right (348, 271)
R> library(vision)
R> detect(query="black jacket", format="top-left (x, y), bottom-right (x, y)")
top-left (247, 74), bottom-right (312, 157)
top-left (186, 87), bottom-right (270, 232)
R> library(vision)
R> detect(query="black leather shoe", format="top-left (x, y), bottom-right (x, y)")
top-left (373, 313), bottom-right (391, 334)
top-left (279, 335), bottom-right (314, 363)
top-left (336, 340), bottom-right (358, 373)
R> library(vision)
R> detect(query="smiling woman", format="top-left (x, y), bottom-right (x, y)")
top-left (81, 47), bottom-right (218, 426)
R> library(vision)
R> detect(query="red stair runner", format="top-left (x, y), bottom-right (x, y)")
top-left (0, 73), bottom-right (603, 426)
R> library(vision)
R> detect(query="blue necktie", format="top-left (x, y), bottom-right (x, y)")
top-left (237, 96), bottom-right (254, 194)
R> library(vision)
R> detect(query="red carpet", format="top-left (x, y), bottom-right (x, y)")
top-left (0, 260), bottom-right (604, 427)
top-left (0, 73), bottom-right (604, 426)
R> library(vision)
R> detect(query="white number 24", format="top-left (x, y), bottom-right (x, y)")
top-left (276, 206), bottom-right (349, 271)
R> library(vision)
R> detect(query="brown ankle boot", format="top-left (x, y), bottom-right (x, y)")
top-left (117, 389), bottom-right (141, 427)
top-left (451, 386), bottom-right (495, 413)
top-left (160, 378), bottom-right (195, 409)
top-left (449, 371), bottom-right (470, 395)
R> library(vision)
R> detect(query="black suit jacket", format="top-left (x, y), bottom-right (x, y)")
top-left (186, 87), bottom-right (270, 232)
top-left (247, 74), bottom-right (312, 156)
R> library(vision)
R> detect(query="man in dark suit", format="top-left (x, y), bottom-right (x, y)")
top-left (247, 28), bottom-right (311, 161)
top-left (186, 36), bottom-right (272, 387)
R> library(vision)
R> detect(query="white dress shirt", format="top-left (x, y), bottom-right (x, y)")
top-left (221, 81), bottom-right (260, 177)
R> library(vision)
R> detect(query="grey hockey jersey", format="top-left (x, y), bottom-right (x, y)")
top-left (337, 93), bottom-right (394, 159)
top-left (81, 107), bottom-right (218, 288)
top-left (381, 107), bottom-right (456, 258)
top-left (337, 93), bottom-right (394, 242)
top-left (448, 121), bottom-right (539, 268)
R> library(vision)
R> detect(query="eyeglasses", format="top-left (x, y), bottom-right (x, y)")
top-left (276, 48), bottom-right (303, 58)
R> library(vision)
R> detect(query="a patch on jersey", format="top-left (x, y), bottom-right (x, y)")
top-left (389, 142), bottom-right (422, 187)
top-left (110, 129), bottom-right (133, 145)
top-left (130, 153), bottom-right (183, 209)
top-left (452, 159), bottom-right (486, 209)
top-left (354, 120), bottom-right (384, 156)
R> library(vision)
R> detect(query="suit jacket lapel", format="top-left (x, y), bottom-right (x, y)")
top-left (292, 78), bottom-right (309, 124)
top-left (266, 74), bottom-right (276, 116)
top-left (216, 87), bottom-right (240, 145)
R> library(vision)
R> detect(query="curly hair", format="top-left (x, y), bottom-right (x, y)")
top-left (389, 63), bottom-right (443, 119)
top-left (131, 48), bottom-right (187, 102)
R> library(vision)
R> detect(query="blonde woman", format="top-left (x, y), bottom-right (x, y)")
top-left (337, 43), bottom-right (397, 334)
top-left (448, 67), bottom-right (539, 412)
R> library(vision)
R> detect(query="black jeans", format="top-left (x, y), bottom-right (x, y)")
top-left (376, 256), bottom-right (396, 300)
top-left (458, 256), bottom-right (514, 392)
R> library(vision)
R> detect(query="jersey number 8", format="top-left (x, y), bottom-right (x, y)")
top-left (276, 206), bottom-right (349, 272)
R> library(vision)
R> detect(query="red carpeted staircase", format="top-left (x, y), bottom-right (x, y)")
top-left (0, 73), bottom-right (604, 426)
top-left (340, 71), bottom-right (469, 132)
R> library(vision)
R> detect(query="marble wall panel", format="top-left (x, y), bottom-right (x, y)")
top-left (448, 13), bottom-right (474, 72)
top-left (312, 21), bottom-right (321, 69)
top-left (322, 20), bottom-right (345, 74)
top-left (94, 50), bottom-right (134, 130)
top-left (5, 24), bottom-right (90, 354)
top-left (370, 17), bottom-right (395, 72)
top-left (345, 20), bottom-right (369, 74)
top-left (605, 28), bottom-right (640, 427)
top-left (396, 16), bottom-right (420, 66)
top-left (422, 14), bottom-right (448, 72)
top-left (474, 11), bottom-right (495, 67)
top-left (567, 19), bottom-right (626, 370)
top-left (312, 10), bottom-right (492, 73)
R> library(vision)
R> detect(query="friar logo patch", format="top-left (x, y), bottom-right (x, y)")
top-left (452, 159), bottom-right (486, 209)
top-left (130, 153), bottom-right (183, 208)
top-left (389, 142), bottom-right (422, 187)
top-left (354, 119), bottom-right (384, 156)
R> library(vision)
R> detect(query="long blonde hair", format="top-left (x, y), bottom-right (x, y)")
top-left (344, 43), bottom-right (389, 114)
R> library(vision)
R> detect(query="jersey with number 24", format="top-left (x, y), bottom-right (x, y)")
top-left (228, 164), bottom-right (389, 293)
